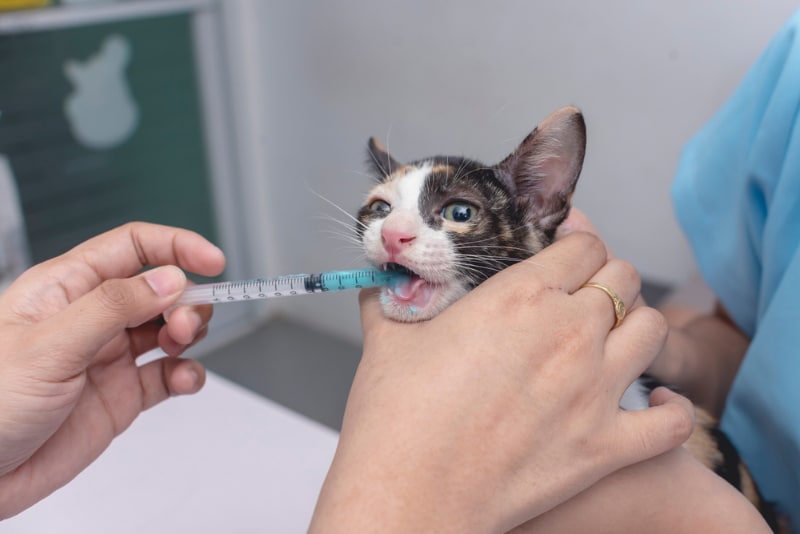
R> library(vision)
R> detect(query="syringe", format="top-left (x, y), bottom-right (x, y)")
top-left (172, 267), bottom-right (408, 308)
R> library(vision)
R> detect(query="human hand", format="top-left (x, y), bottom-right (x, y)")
top-left (557, 209), bottom-right (749, 414)
top-left (0, 222), bottom-right (225, 518)
top-left (556, 207), bottom-right (648, 310)
top-left (310, 231), bottom-right (694, 533)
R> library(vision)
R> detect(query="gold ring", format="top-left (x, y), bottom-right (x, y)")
top-left (582, 282), bottom-right (626, 328)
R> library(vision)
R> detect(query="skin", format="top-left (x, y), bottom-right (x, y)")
top-left (513, 445), bottom-right (770, 533)
top-left (310, 230), bottom-right (697, 533)
top-left (560, 209), bottom-right (750, 418)
top-left (311, 210), bottom-right (769, 533)
top-left (652, 303), bottom-right (749, 418)
top-left (504, 209), bottom-right (768, 533)
top-left (0, 222), bottom-right (225, 519)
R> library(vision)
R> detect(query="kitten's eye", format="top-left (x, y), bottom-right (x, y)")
top-left (369, 199), bottom-right (391, 213)
top-left (441, 202), bottom-right (476, 223)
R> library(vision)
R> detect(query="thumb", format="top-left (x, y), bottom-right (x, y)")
top-left (36, 265), bottom-right (186, 371)
top-left (615, 387), bottom-right (695, 467)
top-left (555, 207), bottom-right (601, 240)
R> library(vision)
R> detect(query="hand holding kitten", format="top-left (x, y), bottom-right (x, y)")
top-left (559, 208), bottom-right (750, 418)
top-left (310, 230), bottom-right (695, 533)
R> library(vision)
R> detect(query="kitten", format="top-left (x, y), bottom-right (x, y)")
top-left (357, 107), bottom-right (584, 323)
top-left (355, 107), bottom-right (783, 531)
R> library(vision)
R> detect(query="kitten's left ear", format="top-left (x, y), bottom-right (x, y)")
top-left (496, 106), bottom-right (586, 233)
top-left (366, 137), bottom-right (402, 181)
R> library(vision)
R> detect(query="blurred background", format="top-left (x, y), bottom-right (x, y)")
top-left (1, 0), bottom-right (797, 430)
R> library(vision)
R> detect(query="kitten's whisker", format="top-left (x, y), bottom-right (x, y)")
top-left (461, 257), bottom-right (551, 275)
top-left (314, 213), bottom-right (367, 233)
top-left (457, 246), bottom-right (536, 257)
top-left (308, 188), bottom-right (364, 227)
top-left (454, 262), bottom-right (516, 277)
top-left (454, 254), bottom-right (527, 268)
top-left (451, 164), bottom-right (494, 182)
top-left (320, 231), bottom-right (365, 248)
top-left (454, 225), bottom-right (534, 245)
top-left (450, 160), bottom-right (469, 182)
top-left (455, 255), bottom-right (522, 265)
top-left (383, 127), bottom-right (395, 177)
top-left (453, 258), bottom-right (514, 272)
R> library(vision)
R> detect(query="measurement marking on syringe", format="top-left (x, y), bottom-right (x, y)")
top-left (171, 268), bottom-right (409, 309)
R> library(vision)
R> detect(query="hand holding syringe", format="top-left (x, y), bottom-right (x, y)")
top-left (172, 267), bottom-right (408, 307)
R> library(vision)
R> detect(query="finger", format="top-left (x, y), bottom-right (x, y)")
top-left (34, 265), bottom-right (187, 373)
top-left (158, 324), bottom-right (209, 357)
top-left (604, 306), bottom-right (669, 387)
top-left (649, 385), bottom-right (691, 410)
top-left (128, 304), bottom-right (213, 358)
top-left (480, 231), bottom-right (608, 296)
top-left (613, 386), bottom-right (695, 466)
top-left (556, 208), bottom-right (651, 311)
top-left (575, 258), bottom-right (641, 332)
top-left (63, 222), bottom-right (226, 281)
top-left (555, 207), bottom-right (601, 242)
top-left (138, 356), bottom-right (207, 410)
top-left (128, 320), bottom-right (163, 356)
top-left (161, 304), bottom-right (214, 346)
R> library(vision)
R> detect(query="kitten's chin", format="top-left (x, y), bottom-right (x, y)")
top-left (379, 283), bottom-right (467, 323)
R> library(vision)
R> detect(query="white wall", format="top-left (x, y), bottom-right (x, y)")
top-left (232, 0), bottom-right (798, 343)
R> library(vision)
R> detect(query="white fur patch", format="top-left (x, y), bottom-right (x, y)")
top-left (620, 379), bottom-right (651, 411)
top-left (394, 163), bottom-right (429, 210)
top-left (361, 162), bottom-right (470, 321)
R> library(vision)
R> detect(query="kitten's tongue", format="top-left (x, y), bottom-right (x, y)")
top-left (390, 274), bottom-right (431, 306)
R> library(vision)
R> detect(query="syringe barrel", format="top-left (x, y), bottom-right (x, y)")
top-left (171, 268), bottom-right (407, 309)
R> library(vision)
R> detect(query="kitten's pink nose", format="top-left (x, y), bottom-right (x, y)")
top-left (381, 226), bottom-right (416, 255)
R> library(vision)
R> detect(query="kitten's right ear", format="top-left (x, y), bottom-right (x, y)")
top-left (367, 137), bottom-right (402, 181)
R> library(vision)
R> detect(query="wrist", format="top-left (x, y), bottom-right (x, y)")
top-left (310, 441), bottom-right (497, 534)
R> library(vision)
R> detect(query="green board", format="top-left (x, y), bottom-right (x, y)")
top-left (0, 13), bottom-right (218, 264)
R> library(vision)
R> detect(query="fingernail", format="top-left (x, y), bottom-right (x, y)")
top-left (183, 365), bottom-right (205, 394)
top-left (145, 266), bottom-right (185, 297)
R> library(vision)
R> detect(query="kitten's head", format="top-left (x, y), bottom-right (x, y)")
top-left (356, 106), bottom-right (586, 322)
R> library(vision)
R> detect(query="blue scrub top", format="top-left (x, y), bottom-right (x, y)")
top-left (673, 9), bottom-right (800, 528)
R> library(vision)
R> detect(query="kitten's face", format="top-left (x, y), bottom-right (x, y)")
top-left (357, 107), bottom-right (586, 322)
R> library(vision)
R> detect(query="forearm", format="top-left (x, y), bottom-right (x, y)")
top-left (653, 302), bottom-right (749, 417)
top-left (511, 447), bottom-right (770, 533)
top-left (309, 442), bottom-right (495, 534)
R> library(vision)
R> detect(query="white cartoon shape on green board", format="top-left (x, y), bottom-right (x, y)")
top-left (63, 34), bottom-right (139, 150)
top-left (0, 153), bottom-right (31, 291)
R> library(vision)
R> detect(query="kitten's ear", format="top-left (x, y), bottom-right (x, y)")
top-left (496, 106), bottom-right (586, 233)
top-left (366, 137), bottom-right (402, 181)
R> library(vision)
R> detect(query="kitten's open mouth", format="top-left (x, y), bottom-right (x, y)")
top-left (379, 262), bottom-right (436, 311)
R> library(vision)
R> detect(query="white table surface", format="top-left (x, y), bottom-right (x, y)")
top-left (3, 372), bottom-right (339, 533)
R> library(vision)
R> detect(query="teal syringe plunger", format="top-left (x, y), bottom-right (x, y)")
top-left (173, 267), bottom-right (408, 307)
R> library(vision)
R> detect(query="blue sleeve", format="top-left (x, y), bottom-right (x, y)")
top-left (672, 9), bottom-right (800, 527)
top-left (672, 10), bottom-right (800, 338)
